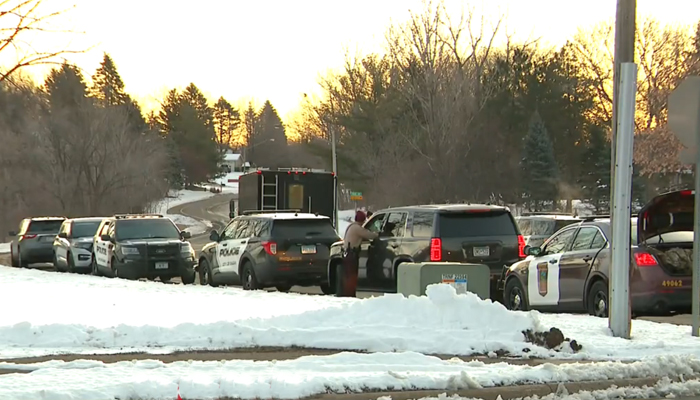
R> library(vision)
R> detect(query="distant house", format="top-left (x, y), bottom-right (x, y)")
top-left (219, 150), bottom-right (243, 172)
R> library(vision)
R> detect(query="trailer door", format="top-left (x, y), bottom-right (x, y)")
top-left (288, 182), bottom-right (305, 212)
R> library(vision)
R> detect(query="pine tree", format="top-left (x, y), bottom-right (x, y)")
top-left (579, 125), bottom-right (611, 212)
top-left (213, 96), bottom-right (241, 154)
top-left (250, 100), bottom-right (288, 167)
top-left (181, 83), bottom-right (214, 127)
top-left (520, 111), bottom-right (559, 211)
top-left (90, 53), bottom-right (146, 131)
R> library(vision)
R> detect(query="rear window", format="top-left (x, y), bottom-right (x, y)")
top-left (631, 221), bottom-right (693, 244)
top-left (28, 220), bottom-right (64, 233)
top-left (72, 221), bottom-right (102, 238)
top-left (272, 219), bottom-right (338, 238)
top-left (438, 212), bottom-right (517, 238)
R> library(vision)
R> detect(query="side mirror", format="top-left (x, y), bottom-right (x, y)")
top-left (229, 212), bottom-right (235, 219)
top-left (8, 231), bottom-right (16, 237)
top-left (525, 245), bottom-right (542, 257)
top-left (100, 234), bottom-right (111, 242)
top-left (181, 231), bottom-right (192, 239)
top-left (58, 232), bottom-right (68, 239)
top-left (209, 230), bottom-right (220, 242)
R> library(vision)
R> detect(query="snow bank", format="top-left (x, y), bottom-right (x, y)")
top-left (0, 242), bottom-right (8, 254)
top-left (2, 266), bottom-right (700, 361)
top-left (149, 189), bottom-right (217, 234)
top-left (0, 354), bottom-right (699, 400)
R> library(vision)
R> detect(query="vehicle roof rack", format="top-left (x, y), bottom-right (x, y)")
top-left (241, 209), bottom-right (301, 215)
top-left (113, 213), bottom-right (164, 219)
top-left (252, 167), bottom-right (333, 174)
top-left (31, 216), bottom-right (67, 220)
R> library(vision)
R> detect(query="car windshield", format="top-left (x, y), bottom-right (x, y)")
top-left (72, 221), bottom-right (102, 238)
top-left (439, 211), bottom-right (517, 237)
top-left (115, 219), bottom-right (180, 241)
top-left (271, 219), bottom-right (338, 238)
top-left (517, 218), bottom-right (577, 236)
top-left (28, 220), bottom-right (64, 233)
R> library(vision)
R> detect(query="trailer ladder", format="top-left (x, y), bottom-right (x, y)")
top-left (261, 173), bottom-right (279, 210)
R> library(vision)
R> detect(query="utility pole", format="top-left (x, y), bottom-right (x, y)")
top-left (609, 0), bottom-right (636, 337)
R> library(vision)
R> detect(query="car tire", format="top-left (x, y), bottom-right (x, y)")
top-left (587, 280), bottom-right (609, 318)
top-left (113, 257), bottom-right (135, 280)
top-left (91, 255), bottom-right (101, 276)
top-left (17, 248), bottom-right (27, 268)
top-left (320, 283), bottom-right (335, 295)
top-left (198, 259), bottom-right (218, 287)
top-left (275, 285), bottom-right (292, 293)
top-left (10, 248), bottom-right (18, 268)
top-left (160, 276), bottom-right (172, 283)
top-left (181, 271), bottom-right (195, 285)
top-left (241, 261), bottom-right (260, 291)
top-left (53, 252), bottom-right (63, 272)
top-left (504, 278), bottom-right (529, 311)
top-left (66, 252), bottom-right (75, 273)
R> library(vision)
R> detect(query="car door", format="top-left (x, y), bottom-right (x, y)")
top-left (54, 221), bottom-right (71, 267)
top-left (526, 227), bottom-right (577, 308)
top-left (228, 218), bottom-right (251, 271)
top-left (358, 213), bottom-right (387, 288)
top-left (558, 226), bottom-right (601, 308)
top-left (214, 219), bottom-right (239, 273)
top-left (105, 223), bottom-right (116, 271)
top-left (370, 211), bottom-right (407, 288)
top-left (94, 222), bottom-right (111, 268)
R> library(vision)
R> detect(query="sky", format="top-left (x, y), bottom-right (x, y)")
top-left (3, 0), bottom-right (700, 123)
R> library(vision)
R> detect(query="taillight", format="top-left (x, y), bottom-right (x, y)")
top-left (262, 241), bottom-right (277, 255)
top-left (430, 238), bottom-right (442, 261)
top-left (681, 190), bottom-right (694, 196)
top-left (19, 234), bottom-right (37, 241)
top-left (518, 235), bottom-right (526, 258)
top-left (634, 252), bottom-right (657, 267)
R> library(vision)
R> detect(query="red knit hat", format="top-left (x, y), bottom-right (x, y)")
top-left (355, 210), bottom-right (367, 223)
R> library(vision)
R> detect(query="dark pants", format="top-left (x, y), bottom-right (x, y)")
top-left (336, 247), bottom-right (360, 297)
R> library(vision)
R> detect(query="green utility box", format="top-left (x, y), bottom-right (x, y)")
top-left (396, 262), bottom-right (491, 299)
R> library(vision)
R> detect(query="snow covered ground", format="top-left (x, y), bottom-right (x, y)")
top-left (149, 189), bottom-right (217, 235)
top-left (2, 266), bottom-right (700, 361)
top-left (211, 171), bottom-right (244, 193)
top-left (0, 354), bottom-right (699, 399)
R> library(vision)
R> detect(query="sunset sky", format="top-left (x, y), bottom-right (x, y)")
top-left (3, 0), bottom-right (700, 123)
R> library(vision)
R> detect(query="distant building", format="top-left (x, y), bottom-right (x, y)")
top-left (219, 150), bottom-right (243, 172)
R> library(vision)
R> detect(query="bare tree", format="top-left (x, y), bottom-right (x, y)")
top-left (1, 0), bottom-right (87, 83)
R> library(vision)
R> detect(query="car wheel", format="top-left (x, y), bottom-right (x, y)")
top-left (53, 252), bottom-right (63, 272)
top-left (66, 252), bottom-right (75, 273)
top-left (91, 255), bottom-right (102, 277)
top-left (320, 283), bottom-right (335, 295)
top-left (504, 278), bottom-right (529, 311)
top-left (112, 257), bottom-right (135, 280)
top-left (198, 259), bottom-right (218, 287)
top-left (181, 271), bottom-right (195, 285)
top-left (275, 285), bottom-right (292, 293)
top-left (10, 248), bottom-right (18, 268)
top-left (587, 280), bottom-right (609, 318)
top-left (18, 248), bottom-right (27, 268)
top-left (241, 261), bottom-right (260, 290)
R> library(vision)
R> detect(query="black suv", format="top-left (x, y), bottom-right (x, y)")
top-left (327, 204), bottom-right (525, 299)
top-left (91, 214), bottom-right (196, 283)
top-left (197, 210), bottom-right (341, 292)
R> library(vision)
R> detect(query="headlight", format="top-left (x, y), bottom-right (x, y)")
top-left (181, 243), bottom-right (194, 256)
top-left (121, 246), bottom-right (139, 255)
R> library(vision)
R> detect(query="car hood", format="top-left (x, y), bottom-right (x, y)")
top-left (71, 237), bottom-right (94, 244)
top-left (637, 190), bottom-right (694, 243)
top-left (120, 238), bottom-right (184, 246)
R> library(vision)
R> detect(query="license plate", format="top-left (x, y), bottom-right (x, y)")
top-left (155, 262), bottom-right (169, 270)
top-left (301, 245), bottom-right (316, 254)
top-left (473, 246), bottom-right (490, 257)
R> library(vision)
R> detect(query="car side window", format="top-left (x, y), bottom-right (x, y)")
top-left (542, 228), bottom-right (576, 255)
top-left (59, 221), bottom-right (70, 237)
top-left (385, 212), bottom-right (408, 237)
top-left (221, 220), bottom-right (238, 240)
top-left (570, 227), bottom-right (598, 251)
top-left (364, 213), bottom-right (386, 233)
top-left (590, 231), bottom-right (607, 249)
top-left (234, 219), bottom-right (250, 239)
top-left (248, 219), bottom-right (262, 237)
top-left (107, 223), bottom-right (116, 238)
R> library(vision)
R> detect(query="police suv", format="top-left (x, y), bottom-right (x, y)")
top-left (91, 214), bottom-right (196, 283)
top-left (197, 210), bottom-right (340, 292)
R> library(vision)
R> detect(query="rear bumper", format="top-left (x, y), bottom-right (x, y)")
top-left (631, 289), bottom-right (691, 314)
top-left (255, 258), bottom-right (328, 286)
top-left (20, 245), bottom-right (54, 263)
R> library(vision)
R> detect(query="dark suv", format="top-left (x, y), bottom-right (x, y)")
top-left (197, 210), bottom-right (341, 292)
top-left (90, 214), bottom-right (196, 283)
top-left (327, 204), bottom-right (525, 299)
top-left (9, 216), bottom-right (66, 267)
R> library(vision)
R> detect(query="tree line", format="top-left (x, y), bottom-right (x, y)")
top-left (288, 2), bottom-right (700, 212)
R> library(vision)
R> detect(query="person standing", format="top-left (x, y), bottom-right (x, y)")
top-left (338, 210), bottom-right (378, 296)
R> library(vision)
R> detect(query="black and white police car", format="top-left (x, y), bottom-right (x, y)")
top-left (197, 210), bottom-right (340, 292)
top-left (91, 214), bottom-right (196, 283)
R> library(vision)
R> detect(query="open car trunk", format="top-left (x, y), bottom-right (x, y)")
top-left (637, 190), bottom-right (695, 276)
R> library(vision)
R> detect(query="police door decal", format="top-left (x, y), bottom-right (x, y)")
top-left (527, 253), bottom-right (563, 306)
top-left (217, 240), bottom-right (239, 272)
top-left (95, 239), bottom-right (108, 267)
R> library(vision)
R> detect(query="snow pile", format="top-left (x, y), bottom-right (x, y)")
top-left (0, 242), bottom-right (8, 254)
top-left (0, 353), bottom-right (699, 400)
top-left (149, 189), bottom-right (216, 235)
